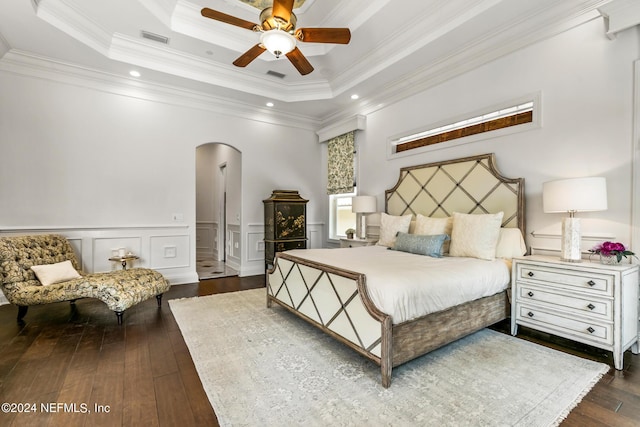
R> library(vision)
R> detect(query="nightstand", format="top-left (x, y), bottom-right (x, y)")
top-left (511, 255), bottom-right (639, 370)
top-left (340, 238), bottom-right (376, 248)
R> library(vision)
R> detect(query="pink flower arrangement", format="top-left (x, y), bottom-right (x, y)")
top-left (589, 241), bottom-right (636, 263)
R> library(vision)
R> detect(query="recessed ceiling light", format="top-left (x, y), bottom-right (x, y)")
top-left (350, 94), bottom-right (359, 100)
top-left (129, 70), bottom-right (141, 77)
top-left (266, 102), bottom-right (274, 107)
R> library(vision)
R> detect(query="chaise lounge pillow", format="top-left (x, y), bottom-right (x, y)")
top-left (449, 212), bottom-right (504, 261)
top-left (31, 260), bottom-right (81, 286)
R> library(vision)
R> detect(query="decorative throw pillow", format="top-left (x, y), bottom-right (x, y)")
top-left (449, 212), bottom-right (504, 260)
top-left (377, 213), bottom-right (412, 247)
top-left (391, 232), bottom-right (449, 257)
top-left (414, 214), bottom-right (453, 252)
top-left (30, 260), bottom-right (81, 286)
top-left (495, 228), bottom-right (527, 259)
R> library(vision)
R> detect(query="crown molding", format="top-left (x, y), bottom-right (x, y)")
top-left (0, 50), bottom-right (320, 131)
top-left (599, 0), bottom-right (640, 39)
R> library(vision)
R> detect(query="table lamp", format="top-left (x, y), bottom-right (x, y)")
top-left (542, 177), bottom-right (608, 262)
top-left (352, 195), bottom-right (377, 239)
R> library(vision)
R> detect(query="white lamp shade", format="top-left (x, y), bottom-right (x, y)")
top-left (352, 196), bottom-right (377, 213)
top-left (260, 30), bottom-right (296, 58)
top-left (542, 177), bottom-right (607, 213)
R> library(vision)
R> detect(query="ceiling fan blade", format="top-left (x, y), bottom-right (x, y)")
top-left (233, 44), bottom-right (267, 67)
top-left (272, 0), bottom-right (294, 23)
top-left (296, 28), bottom-right (351, 44)
top-left (201, 8), bottom-right (258, 31)
top-left (286, 47), bottom-right (314, 75)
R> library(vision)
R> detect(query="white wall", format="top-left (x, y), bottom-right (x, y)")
top-left (0, 65), bottom-right (323, 280)
top-left (332, 18), bottom-right (639, 256)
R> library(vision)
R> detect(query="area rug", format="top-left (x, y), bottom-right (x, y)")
top-left (169, 289), bottom-right (609, 427)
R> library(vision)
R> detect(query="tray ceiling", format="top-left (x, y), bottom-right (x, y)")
top-left (0, 0), bottom-right (612, 121)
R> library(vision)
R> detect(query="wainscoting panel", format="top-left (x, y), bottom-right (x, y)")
top-left (196, 221), bottom-right (216, 260)
top-left (0, 226), bottom-right (198, 289)
top-left (308, 223), bottom-right (324, 249)
top-left (240, 222), bottom-right (326, 277)
top-left (246, 223), bottom-right (264, 262)
top-left (94, 237), bottom-right (142, 273)
top-left (150, 234), bottom-right (190, 269)
top-left (227, 224), bottom-right (241, 271)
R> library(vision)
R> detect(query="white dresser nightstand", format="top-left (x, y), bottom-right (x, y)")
top-left (340, 238), bottom-right (376, 248)
top-left (511, 255), bottom-right (639, 370)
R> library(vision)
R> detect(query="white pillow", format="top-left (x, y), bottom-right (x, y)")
top-left (30, 260), bottom-right (81, 286)
top-left (495, 228), bottom-right (527, 259)
top-left (377, 213), bottom-right (412, 247)
top-left (449, 212), bottom-right (504, 260)
top-left (414, 215), bottom-right (453, 252)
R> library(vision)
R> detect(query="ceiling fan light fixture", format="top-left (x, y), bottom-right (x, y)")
top-left (260, 30), bottom-right (296, 58)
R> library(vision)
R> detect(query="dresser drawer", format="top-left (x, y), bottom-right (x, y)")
top-left (516, 285), bottom-right (612, 319)
top-left (516, 264), bottom-right (612, 296)
top-left (516, 305), bottom-right (613, 346)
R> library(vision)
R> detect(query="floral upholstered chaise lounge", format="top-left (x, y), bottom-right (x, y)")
top-left (0, 234), bottom-right (171, 324)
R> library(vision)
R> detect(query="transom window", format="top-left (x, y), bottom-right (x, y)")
top-left (388, 94), bottom-right (540, 158)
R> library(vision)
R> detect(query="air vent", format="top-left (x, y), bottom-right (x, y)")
top-left (141, 30), bottom-right (170, 44)
top-left (266, 70), bottom-right (286, 79)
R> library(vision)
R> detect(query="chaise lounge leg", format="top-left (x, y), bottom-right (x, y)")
top-left (115, 311), bottom-right (124, 325)
top-left (17, 305), bottom-right (28, 323)
top-left (156, 294), bottom-right (163, 307)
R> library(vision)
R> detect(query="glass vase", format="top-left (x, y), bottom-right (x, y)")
top-left (599, 254), bottom-right (620, 265)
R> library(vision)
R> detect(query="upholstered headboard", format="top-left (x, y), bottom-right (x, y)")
top-left (385, 153), bottom-right (525, 235)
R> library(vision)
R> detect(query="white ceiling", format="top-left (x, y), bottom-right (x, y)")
top-left (0, 0), bottom-right (612, 124)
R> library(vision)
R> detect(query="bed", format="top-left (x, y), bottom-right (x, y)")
top-left (267, 153), bottom-right (525, 387)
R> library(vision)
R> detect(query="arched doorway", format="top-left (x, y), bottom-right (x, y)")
top-left (195, 143), bottom-right (242, 279)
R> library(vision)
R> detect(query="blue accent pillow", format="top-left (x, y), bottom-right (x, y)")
top-left (390, 232), bottom-right (449, 257)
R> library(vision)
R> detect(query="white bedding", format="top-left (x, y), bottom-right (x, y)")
top-left (285, 245), bottom-right (511, 324)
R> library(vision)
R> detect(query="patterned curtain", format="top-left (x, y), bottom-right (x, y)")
top-left (326, 131), bottom-right (355, 195)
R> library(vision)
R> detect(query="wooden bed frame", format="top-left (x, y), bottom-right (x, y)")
top-left (267, 153), bottom-right (525, 387)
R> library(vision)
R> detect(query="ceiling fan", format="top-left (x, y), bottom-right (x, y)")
top-left (201, 0), bottom-right (351, 75)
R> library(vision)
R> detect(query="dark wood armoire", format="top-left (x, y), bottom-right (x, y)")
top-left (263, 190), bottom-right (308, 269)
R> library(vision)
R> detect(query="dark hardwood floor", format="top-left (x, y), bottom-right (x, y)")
top-left (0, 275), bottom-right (637, 426)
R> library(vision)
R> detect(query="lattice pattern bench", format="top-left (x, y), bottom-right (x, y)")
top-left (0, 234), bottom-right (171, 324)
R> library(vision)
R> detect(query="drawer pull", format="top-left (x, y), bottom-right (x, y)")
top-left (587, 327), bottom-right (595, 334)
top-left (527, 271), bottom-right (534, 277)
top-left (527, 311), bottom-right (534, 318)
top-left (527, 291), bottom-right (534, 297)
top-left (587, 303), bottom-right (596, 310)
top-left (587, 280), bottom-right (596, 287)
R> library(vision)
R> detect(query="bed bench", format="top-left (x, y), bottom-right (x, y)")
top-left (0, 234), bottom-right (171, 324)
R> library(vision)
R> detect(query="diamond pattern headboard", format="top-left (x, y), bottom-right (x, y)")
top-left (385, 153), bottom-right (525, 234)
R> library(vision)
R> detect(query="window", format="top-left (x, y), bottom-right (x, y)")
top-left (329, 190), bottom-right (357, 240)
top-left (388, 94), bottom-right (540, 158)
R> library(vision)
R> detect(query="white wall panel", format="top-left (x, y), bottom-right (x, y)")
top-left (150, 234), bottom-right (190, 269)
top-left (195, 221), bottom-right (216, 259)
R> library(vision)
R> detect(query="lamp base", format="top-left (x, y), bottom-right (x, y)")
top-left (356, 213), bottom-right (367, 239)
top-left (560, 217), bottom-right (582, 263)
